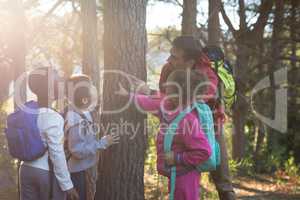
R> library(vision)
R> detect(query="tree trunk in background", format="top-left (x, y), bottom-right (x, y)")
top-left (253, 43), bottom-right (266, 171)
top-left (288, 0), bottom-right (300, 163)
top-left (95, 0), bottom-right (147, 200)
top-left (266, 0), bottom-right (285, 156)
top-left (232, 39), bottom-right (249, 160)
top-left (181, 0), bottom-right (197, 36)
top-left (220, 0), bottom-right (273, 160)
top-left (8, 0), bottom-right (26, 109)
top-left (208, 0), bottom-right (221, 46)
top-left (81, 0), bottom-right (100, 90)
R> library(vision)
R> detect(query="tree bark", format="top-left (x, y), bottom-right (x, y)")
top-left (232, 38), bottom-right (249, 160)
top-left (266, 0), bottom-right (284, 153)
top-left (288, 0), bottom-right (300, 162)
top-left (253, 43), bottom-right (266, 171)
top-left (81, 0), bottom-right (100, 90)
top-left (208, 0), bottom-right (221, 45)
top-left (181, 0), bottom-right (197, 36)
top-left (95, 0), bottom-right (147, 200)
top-left (7, 0), bottom-right (27, 109)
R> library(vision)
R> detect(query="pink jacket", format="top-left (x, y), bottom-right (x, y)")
top-left (133, 94), bottom-right (211, 177)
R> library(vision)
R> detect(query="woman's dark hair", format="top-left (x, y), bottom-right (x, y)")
top-left (67, 74), bottom-right (92, 108)
top-left (28, 67), bottom-right (61, 100)
top-left (172, 36), bottom-right (202, 62)
top-left (166, 69), bottom-right (208, 104)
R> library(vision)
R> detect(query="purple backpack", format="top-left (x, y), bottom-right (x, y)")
top-left (5, 101), bottom-right (47, 161)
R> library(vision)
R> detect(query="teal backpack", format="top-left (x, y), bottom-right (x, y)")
top-left (163, 102), bottom-right (221, 200)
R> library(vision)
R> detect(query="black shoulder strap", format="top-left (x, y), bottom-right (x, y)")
top-left (48, 156), bottom-right (54, 199)
top-left (78, 112), bottom-right (88, 121)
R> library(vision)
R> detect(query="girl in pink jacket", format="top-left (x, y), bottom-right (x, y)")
top-left (132, 69), bottom-right (212, 200)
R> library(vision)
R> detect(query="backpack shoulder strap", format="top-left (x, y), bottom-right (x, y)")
top-left (163, 105), bottom-right (195, 153)
top-left (165, 104), bottom-right (197, 200)
top-left (78, 112), bottom-right (88, 121)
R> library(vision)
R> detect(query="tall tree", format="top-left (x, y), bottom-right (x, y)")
top-left (208, 0), bottom-right (221, 45)
top-left (288, 0), bottom-right (300, 163)
top-left (81, 0), bottom-right (100, 90)
top-left (253, 42), bottom-right (267, 171)
top-left (95, 0), bottom-right (147, 200)
top-left (181, 0), bottom-right (197, 36)
top-left (220, 0), bottom-right (273, 160)
top-left (266, 0), bottom-right (284, 155)
top-left (7, 0), bottom-right (27, 108)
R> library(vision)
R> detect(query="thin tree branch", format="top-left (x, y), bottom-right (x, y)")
top-left (157, 0), bottom-right (183, 8)
top-left (71, 0), bottom-right (80, 14)
top-left (251, 0), bottom-right (273, 36)
top-left (173, 0), bottom-right (183, 7)
top-left (239, 0), bottom-right (247, 30)
top-left (219, 0), bottom-right (236, 34)
top-left (41, 0), bottom-right (65, 21)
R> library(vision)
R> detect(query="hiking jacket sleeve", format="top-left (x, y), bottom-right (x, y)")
top-left (43, 112), bottom-right (74, 191)
top-left (66, 111), bottom-right (108, 160)
top-left (132, 93), bottom-right (162, 117)
top-left (176, 113), bottom-right (212, 167)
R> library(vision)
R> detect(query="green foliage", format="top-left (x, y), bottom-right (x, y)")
top-left (284, 156), bottom-right (300, 178)
top-left (0, 103), bottom-right (17, 197)
top-left (200, 173), bottom-right (219, 200)
top-left (228, 159), bottom-right (239, 176)
top-left (229, 157), bottom-right (255, 176)
top-left (145, 115), bottom-right (159, 174)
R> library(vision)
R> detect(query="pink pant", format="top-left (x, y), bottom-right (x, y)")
top-left (168, 170), bottom-right (201, 200)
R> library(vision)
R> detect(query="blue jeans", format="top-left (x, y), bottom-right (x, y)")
top-left (70, 171), bottom-right (86, 200)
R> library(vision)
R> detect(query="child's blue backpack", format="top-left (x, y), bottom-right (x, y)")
top-left (5, 101), bottom-right (47, 161)
top-left (163, 101), bottom-right (221, 200)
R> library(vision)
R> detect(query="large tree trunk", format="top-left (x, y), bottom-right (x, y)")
top-left (232, 39), bottom-right (249, 160)
top-left (95, 0), bottom-right (147, 200)
top-left (81, 0), bottom-right (100, 90)
top-left (253, 43), bottom-right (266, 171)
top-left (288, 0), bottom-right (300, 163)
top-left (266, 0), bottom-right (285, 154)
top-left (208, 0), bottom-right (221, 45)
top-left (181, 0), bottom-right (197, 36)
top-left (7, 0), bottom-right (26, 108)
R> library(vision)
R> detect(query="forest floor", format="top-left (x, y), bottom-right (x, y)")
top-left (0, 173), bottom-right (299, 200)
top-left (145, 172), bottom-right (300, 200)
top-left (233, 174), bottom-right (300, 200)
